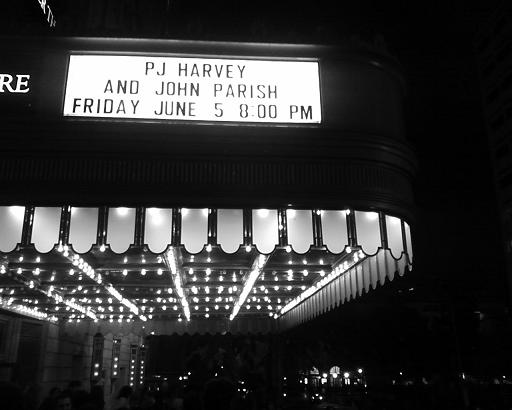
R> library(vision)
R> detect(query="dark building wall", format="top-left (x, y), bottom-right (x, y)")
top-left (475, 3), bottom-right (512, 304)
top-left (0, 37), bottom-right (416, 222)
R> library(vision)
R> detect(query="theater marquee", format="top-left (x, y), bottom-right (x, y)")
top-left (63, 55), bottom-right (322, 124)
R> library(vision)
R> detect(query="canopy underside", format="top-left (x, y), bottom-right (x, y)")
top-left (0, 206), bottom-right (412, 330)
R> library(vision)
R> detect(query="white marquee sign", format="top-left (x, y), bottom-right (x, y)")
top-left (63, 55), bottom-right (321, 124)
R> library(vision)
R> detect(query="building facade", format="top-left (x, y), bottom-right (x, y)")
top-left (0, 35), bottom-right (415, 400)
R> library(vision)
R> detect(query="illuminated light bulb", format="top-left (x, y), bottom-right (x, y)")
top-left (256, 305), bottom-right (261, 310)
top-left (302, 270), bottom-right (308, 277)
top-left (206, 244), bottom-right (212, 253)
top-left (346, 246), bottom-right (352, 254)
top-left (285, 245), bottom-right (292, 253)
top-left (288, 260), bottom-right (292, 265)
top-left (35, 256), bottom-right (41, 263)
top-left (122, 269), bottom-right (128, 276)
top-left (257, 209), bottom-right (269, 218)
top-left (274, 286), bottom-right (279, 291)
top-left (358, 368), bottom-right (363, 374)
top-left (345, 209), bottom-right (351, 215)
top-left (245, 245), bottom-right (252, 253)
top-left (123, 257), bottom-right (128, 263)
top-left (9, 206), bottom-right (24, 218)
top-left (17, 268), bottom-right (22, 274)
top-left (117, 207), bottom-right (129, 216)
top-left (320, 270), bottom-right (325, 277)
top-left (192, 276), bottom-right (197, 282)
top-left (215, 305), bottom-right (219, 310)
top-left (219, 276), bottom-right (224, 282)
top-left (206, 268), bottom-right (211, 275)
top-left (287, 286), bottom-right (292, 291)
top-left (99, 244), bottom-right (106, 252)
top-left (18, 256), bottom-right (23, 262)
top-left (225, 305), bottom-right (229, 310)
top-left (141, 269), bottom-right (146, 276)
top-left (344, 372), bottom-right (350, 378)
top-left (188, 268), bottom-right (193, 275)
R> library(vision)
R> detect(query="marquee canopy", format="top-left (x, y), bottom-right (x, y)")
top-left (0, 205), bottom-right (412, 329)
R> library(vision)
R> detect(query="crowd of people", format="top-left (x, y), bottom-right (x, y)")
top-left (1, 375), bottom-right (512, 410)
top-left (0, 377), bottom-right (264, 410)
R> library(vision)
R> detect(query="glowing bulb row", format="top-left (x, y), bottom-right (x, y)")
top-left (45, 286), bottom-right (97, 320)
top-left (165, 248), bottom-right (190, 320)
top-left (107, 285), bottom-right (146, 321)
top-left (0, 297), bottom-right (58, 322)
top-left (64, 250), bottom-right (146, 321)
top-left (230, 254), bottom-right (268, 320)
top-left (279, 251), bottom-right (365, 317)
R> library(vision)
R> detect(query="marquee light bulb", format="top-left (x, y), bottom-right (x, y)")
top-left (257, 209), bottom-right (269, 218)
top-left (116, 207), bottom-right (129, 216)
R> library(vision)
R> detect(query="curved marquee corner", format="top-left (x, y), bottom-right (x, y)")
top-left (277, 248), bottom-right (412, 330)
top-left (0, 206), bottom-right (413, 259)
